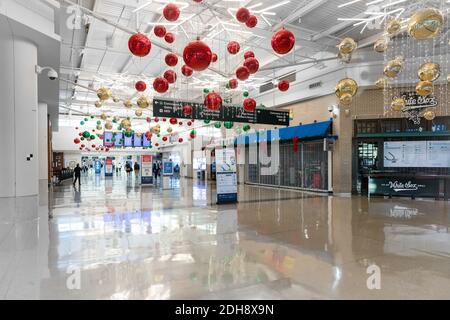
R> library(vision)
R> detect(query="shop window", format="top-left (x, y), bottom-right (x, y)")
top-left (356, 120), bottom-right (378, 134)
top-left (357, 142), bottom-right (379, 171)
top-left (381, 120), bottom-right (401, 133)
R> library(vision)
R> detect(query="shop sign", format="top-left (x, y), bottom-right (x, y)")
top-left (369, 177), bottom-right (438, 197)
top-left (400, 92), bottom-right (438, 111)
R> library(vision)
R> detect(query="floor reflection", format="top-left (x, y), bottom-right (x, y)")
top-left (0, 172), bottom-right (449, 299)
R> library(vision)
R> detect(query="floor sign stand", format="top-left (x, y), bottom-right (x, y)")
top-left (216, 147), bottom-right (238, 204)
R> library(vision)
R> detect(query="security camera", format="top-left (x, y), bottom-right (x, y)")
top-left (328, 105), bottom-right (336, 112)
top-left (35, 65), bottom-right (58, 81)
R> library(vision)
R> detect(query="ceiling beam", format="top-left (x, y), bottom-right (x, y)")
top-left (311, 12), bottom-right (368, 41)
top-left (271, 0), bottom-right (328, 31)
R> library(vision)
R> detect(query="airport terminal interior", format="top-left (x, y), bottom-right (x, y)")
top-left (0, 0), bottom-right (450, 300)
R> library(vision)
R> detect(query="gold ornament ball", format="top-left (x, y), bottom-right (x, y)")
top-left (95, 101), bottom-right (102, 108)
top-left (100, 112), bottom-right (107, 120)
top-left (408, 8), bottom-right (444, 40)
top-left (123, 100), bottom-right (133, 108)
top-left (415, 80), bottom-right (433, 96)
top-left (375, 77), bottom-right (387, 88)
top-left (339, 93), bottom-right (353, 105)
top-left (105, 121), bottom-right (113, 130)
top-left (386, 19), bottom-right (402, 36)
top-left (136, 132), bottom-right (143, 138)
top-left (135, 109), bottom-right (143, 117)
top-left (384, 57), bottom-right (404, 78)
top-left (121, 119), bottom-right (132, 129)
top-left (374, 38), bottom-right (388, 53)
top-left (391, 97), bottom-right (406, 112)
top-left (137, 96), bottom-right (150, 109)
top-left (335, 78), bottom-right (358, 99)
top-left (113, 96), bottom-right (120, 103)
top-left (167, 127), bottom-right (173, 134)
top-left (418, 62), bottom-right (440, 82)
top-left (151, 124), bottom-right (161, 134)
top-left (96, 87), bottom-right (112, 101)
top-left (423, 110), bottom-right (436, 121)
top-left (96, 125), bottom-right (103, 131)
top-left (338, 37), bottom-right (357, 55)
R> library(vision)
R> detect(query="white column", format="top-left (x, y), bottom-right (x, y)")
top-left (0, 15), bottom-right (39, 197)
top-left (38, 103), bottom-right (49, 183)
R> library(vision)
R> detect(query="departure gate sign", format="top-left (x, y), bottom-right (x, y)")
top-left (153, 98), bottom-right (289, 126)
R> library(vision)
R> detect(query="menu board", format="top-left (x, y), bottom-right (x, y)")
top-left (153, 98), bottom-right (289, 126)
top-left (384, 141), bottom-right (450, 168)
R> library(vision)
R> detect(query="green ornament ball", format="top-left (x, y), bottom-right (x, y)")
top-left (90, 116), bottom-right (94, 119)
top-left (243, 91), bottom-right (249, 97)
top-left (224, 121), bottom-right (234, 129)
top-left (203, 88), bottom-right (209, 94)
top-left (97, 120), bottom-right (101, 125)
top-left (204, 119), bottom-right (210, 124)
top-left (214, 122), bottom-right (222, 129)
top-left (236, 127), bottom-right (242, 135)
top-left (84, 118), bottom-right (89, 122)
top-left (243, 124), bottom-right (251, 132)
top-left (90, 135), bottom-right (96, 140)
top-left (80, 121), bottom-right (85, 125)
top-left (82, 131), bottom-right (91, 138)
top-left (80, 137), bottom-right (85, 141)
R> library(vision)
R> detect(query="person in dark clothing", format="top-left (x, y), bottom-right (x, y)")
top-left (73, 164), bottom-right (81, 186)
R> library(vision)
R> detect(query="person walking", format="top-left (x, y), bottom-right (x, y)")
top-left (73, 163), bottom-right (82, 186)
top-left (134, 162), bottom-right (140, 178)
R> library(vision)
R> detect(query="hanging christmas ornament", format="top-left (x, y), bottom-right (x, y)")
top-left (105, 121), bottom-right (113, 130)
top-left (135, 81), bottom-right (147, 92)
top-left (243, 98), bottom-right (257, 112)
top-left (243, 124), bottom-right (251, 132)
top-left (128, 33), bottom-right (151, 57)
top-left (181, 65), bottom-right (193, 77)
top-left (228, 79), bottom-right (238, 89)
top-left (375, 77), bottom-right (387, 88)
top-left (153, 77), bottom-right (169, 93)
top-left (123, 100), bottom-right (133, 108)
top-left (154, 25), bottom-right (166, 37)
top-left (97, 87), bottom-right (112, 101)
top-left (374, 37), bottom-right (388, 53)
top-left (423, 109), bottom-right (436, 121)
top-left (187, 121), bottom-right (192, 126)
top-left (224, 121), bottom-right (234, 129)
top-left (190, 129), bottom-right (197, 139)
top-left (243, 57), bottom-right (259, 74)
top-left (74, 138), bottom-right (80, 144)
top-left (418, 62), bottom-right (440, 82)
top-left (165, 53), bottom-right (178, 67)
top-left (339, 93), bottom-right (353, 106)
top-left (278, 80), bottom-right (290, 92)
top-left (95, 101), bottom-right (102, 108)
top-left (164, 32), bottom-right (175, 43)
top-left (338, 37), bottom-right (357, 55)
top-left (167, 126), bottom-right (173, 134)
top-left (211, 53), bottom-right (218, 62)
top-left (204, 92), bottom-right (222, 111)
top-left (83, 131), bottom-right (91, 138)
top-left (169, 117), bottom-right (178, 125)
top-left (244, 51), bottom-right (255, 59)
top-left (163, 3), bottom-right (180, 22)
top-left (214, 122), bottom-right (222, 129)
top-left (408, 8), bottom-right (444, 40)
top-left (121, 119), bottom-right (132, 129)
top-left (236, 66), bottom-right (250, 81)
top-left (183, 104), bottom-right (193, 115)
top-left (243, 91), bottom-right (249, 97)
top-left (416, 81), bottom-right (433, 96)
top-left (292, 136), bottom-right (299, 153)
top-left (246, 15), bottom-right (258, 28)
top-left (271, 28), bottom-right (295, 55)
top-left (163, 70), bottom-right (177, 84)
top-left (183, 39), bottom-right (212, 71)
top-left (386, 19), bottom-right (402, 36)
top-left (383, 57), bottom-right (404, 78)
top-left (178, 138), bottom-right (184, 143)
top-left (391, 97), bottom-right (406, 112)
top-left (137, 96), bottom-right (151, 108)
top-left (151, 124), bottom-right (161, 134)
top-left (227, 41), bottom-right (240, 55)
top-left (203, 88), bottom-right (209, 94)
top-left (236, 7), bottom-right (250, 23)
top-left (335, 78), bottom-right (358, 102)
top-left (113, 96), bottom-right (120, 103)
top-left (135, 109), bottom-right (143, 117)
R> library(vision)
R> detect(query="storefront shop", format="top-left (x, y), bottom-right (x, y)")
top-left (353, 116), bottom-right (450, 199)
top-left (238, 120), bottom-right (333, 192)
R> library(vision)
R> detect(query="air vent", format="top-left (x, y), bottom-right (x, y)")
top-left (309, 81), bottom-right (322, 89)
top-left (259, 72), bottom-right (296, 94)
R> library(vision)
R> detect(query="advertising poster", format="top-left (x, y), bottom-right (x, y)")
top-left (95, 160), bottom-right (101, 175)
top-left (141, 155), bottom-right (153, 186)
top-left (105, 158), bottom-right (113, 176)
top-left (163, 160), bottom-right (174, 176)
top-left (384, 141), bottom-right (450, 168)
top-left (216, 148), bottom-right (237, 204)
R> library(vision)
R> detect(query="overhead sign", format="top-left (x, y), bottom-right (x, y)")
top-left (400, 92), bottom-right (438, 111)
top-left (153, 98), bottom-right (289, 126)
top-left (369, 177), bottom-right (438, 198)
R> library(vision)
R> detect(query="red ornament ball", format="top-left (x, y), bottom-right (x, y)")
top-left (183, 104), bottom-right (193, 115)
top-left (187, 121), bottom-right (192, 126)
top-left (163, 118), bottom-right (167, 122)
top-left (212, 53), bottom-right (218, 62)
top-left (246, 15), bottom-right (258, 28)
top-left (243, 57), bottom-right (259, 74)
top-left (74, 138), bottom-right (80, 144)
top-left (105, 148), bottom-right (110, 152)
top-left (236, 7), bottom-right (250, 23)
top-left (236, 66), bottom-right (250, 81)
top-left (154, 25), bottom-right (166, 38)
top-left (183, 40), bottom-right (212, 71)
top-left (169, 117), bottom-right (178, 125)
top-left (164, 32), bottom-right (175, 44)
top-left (165, 53), bottom-right (178, 67)
top-left (146, 117), bottom-right (152, 123)
top-left (153, 77), bottom-right (169, 93)
top-left (135, 80), bottom-right (147, 92)
top-left (204, 92), bottom-right (222, 111)
top-left (92, 144), bottom-right (96, 148)
top-left (128, 33), bottom-right (151, 57)
top-left (228, 79), bottom-right (238, 89)
top-left (178, 138), bottom-right (184, 143)
top-left (271, 28), bottom-right (295, 55)
top-left (244, 51), bottom-right (255, 59)
top-left (179, 122), bottom-right (183, 125)
top-left (155, 143), bottom-right (160, 147)
top-left (154, 117), bottom-right (159, 122)
top-left (243, 98), bottom-right (257, 112)
top-left (81, 144), bottom-right (85, 148)
top-left (162, 136), bottom-right (168, 142)
top-left (278, 80), bottom-right (290, 92)
top-left (181, 65), bottom-right (193, 77)
top-left (163, 70), bottom-right (177, 84)
top-left (227, 41), bottom-right (240, 55)
top-left (163, 3), bottom-right (180, 22)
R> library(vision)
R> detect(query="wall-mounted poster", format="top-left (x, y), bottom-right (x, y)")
top-left (384, 141), bottom-right (450, 168)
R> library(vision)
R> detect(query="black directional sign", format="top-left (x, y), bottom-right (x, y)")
top-left (153, 98), bottom-right (289, 126)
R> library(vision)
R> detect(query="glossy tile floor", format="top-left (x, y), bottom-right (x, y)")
top-left (1, 172), bottom-right (450, 299)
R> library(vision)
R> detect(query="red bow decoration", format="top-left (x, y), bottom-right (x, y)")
top-left (292, 136), bottom-right (299, 153)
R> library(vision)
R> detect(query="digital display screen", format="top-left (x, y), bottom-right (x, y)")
top-left (134, 134), bottom-right (142, 147)
top-left (124, 135), bottom-right (133, 147)
top-left (103, 132), bottom-right (114, 148)
top-left (114, 132), bottom-right (123, 147)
